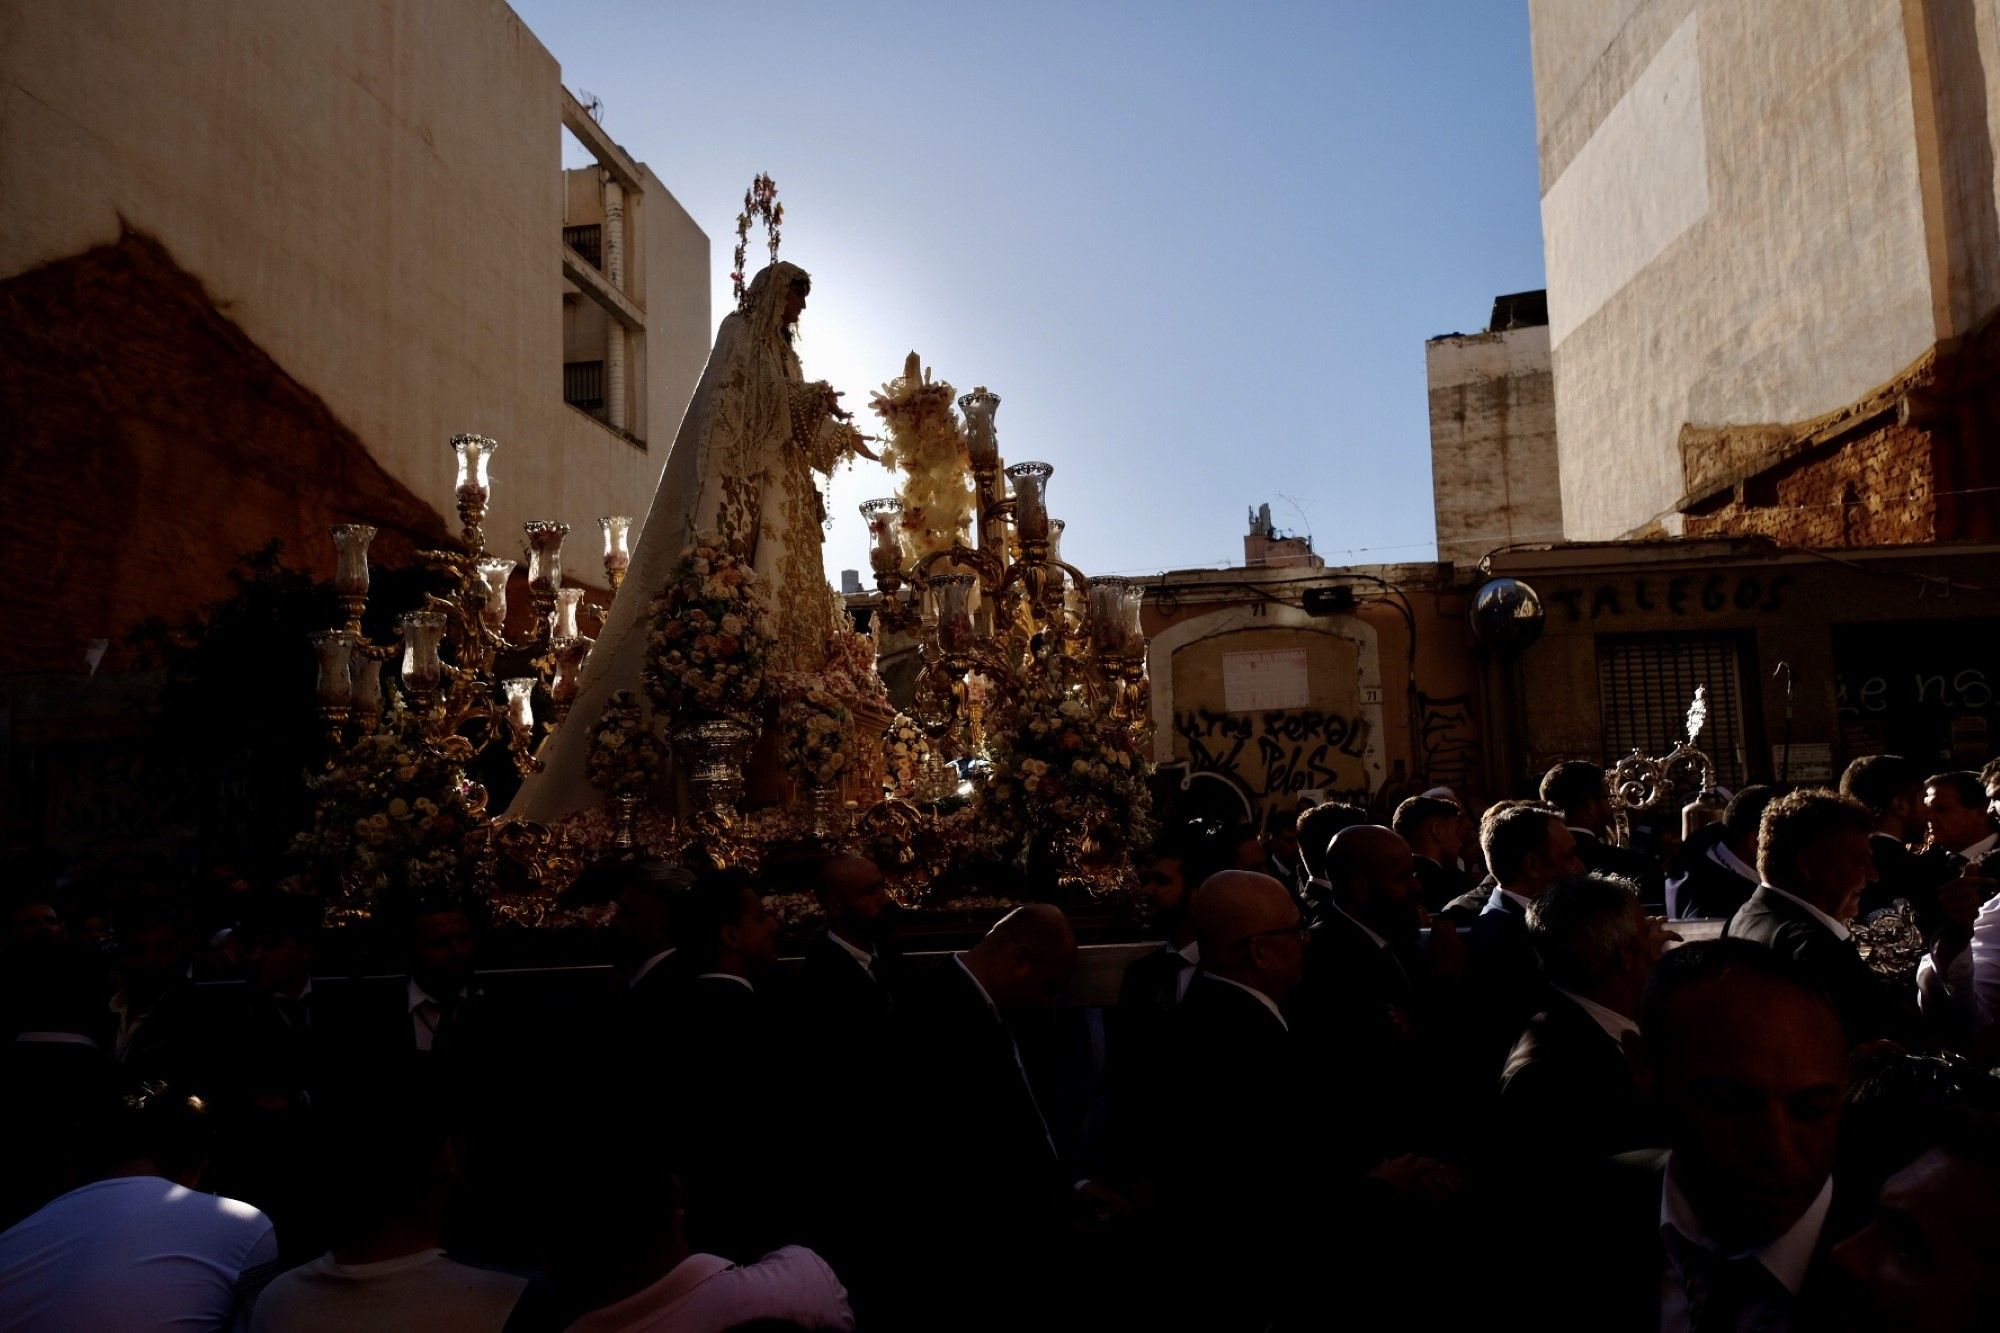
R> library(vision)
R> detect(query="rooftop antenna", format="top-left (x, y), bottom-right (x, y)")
top-left (575, 88), bottom-right (605, 124)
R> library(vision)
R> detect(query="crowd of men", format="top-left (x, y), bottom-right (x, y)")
top-left (3, 755), bottom-right (2000, 1331)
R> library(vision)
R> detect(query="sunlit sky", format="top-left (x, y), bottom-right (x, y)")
top-left (514, 0), bottom-right (1546, 586)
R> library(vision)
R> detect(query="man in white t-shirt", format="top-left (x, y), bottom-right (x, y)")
top-left (0, 1083), bottom-right (278, 1331)
top-left (247, 1066), bottom-right (525, 1332)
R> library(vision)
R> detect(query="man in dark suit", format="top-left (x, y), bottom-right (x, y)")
top-left (1667, 785), bottom-right (1771, 920)
top-left (1298, 824), bottom-right (1466, 1162)
top-left (891, 904), bottom-right (1091, 1328)
top-left (1501, 873), bottom-right (1662, 1168)
top-left (608, 858), bottom-right (697, 1026)
top-left (1541, 760), bottom-right (1663, 905)
top-left (1166, 871), bottom-right (1317, 1331)
top-left (1293, 799), bottom-right (1370, 915)
top-left (1392, 794), bottom-right (1468, 913)
top-left (107, 899), bottom-right (224, 1095)
top-left (797, 853), bottom-right (902, 1026)
top-left (1547, 940), bottom-right (1857, 1333)
top-left (1467, 804), bottom-right (1583, 1063)
top-left (1725, 788), bottom-right (1915, 1048)
top-left (1925, 770), bottom-right (1999, 867)
top-left (665, 868), bottom-right (794, 1264)
top-left (1842, 754), bottom-right (1953, 925)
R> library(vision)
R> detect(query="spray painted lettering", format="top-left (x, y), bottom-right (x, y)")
top-left (1175, 707), bottom-right (1372, 811)
top-left (1416, 692), bottom-right (1481, 798)
top-left (1546, 573), bottom-right (1792, 624)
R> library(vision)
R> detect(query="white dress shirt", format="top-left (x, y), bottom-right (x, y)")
top-left (1952, 831), bottom-right (1998, 863)
top-left (954, 955), bottom-right (1059, 1157)
top-left (1489, 885), bottom-right (1533, 915)
top-left (1659, 1162), bottom-right (1831, 1333)
top-left (1553, 988), bottom-right (1638, 1044)
top-left (629, 948), bottom-right (676, 989)
top-left (1708, 840), bottom-right (1759, 883)
top-left (1201, 973), bottom-right (1289, 1031)
top-left (826, 931), bottom-right (876, 980)
top-left (407, 979), bottom-right (454, 1053)
top-left (1970, 885), bottom-right (2000, 1026)
top-left (696, 972), bottom-right (755, 992)
top-left (1759, 885), bottom-right (1851, 940)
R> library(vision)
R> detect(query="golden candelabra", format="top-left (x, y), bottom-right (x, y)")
top-left (307, 432), bottom-right (635, 774)
top-left (859, 386), bottom-right (1150, 761)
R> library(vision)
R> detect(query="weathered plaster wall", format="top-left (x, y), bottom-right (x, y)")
top-left (1426, 323), bottom-right (1563, 558)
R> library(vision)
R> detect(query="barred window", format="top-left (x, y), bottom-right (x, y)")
top-left (1596, 632), bottom-right (1752, 789)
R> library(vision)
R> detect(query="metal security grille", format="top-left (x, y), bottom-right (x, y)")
top-left (563, 224), bottom-right (603, 268)
top-left (563, 360), bottom-right (605, 416)
top-left (1597, 633), bottom-right (1750, 789)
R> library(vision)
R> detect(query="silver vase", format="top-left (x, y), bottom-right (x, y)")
top-left (673, 717), bottom-right (756, 828)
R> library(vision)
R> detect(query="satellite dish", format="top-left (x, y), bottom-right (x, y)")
top-left (1469, 577), bottom-right (1546, 655)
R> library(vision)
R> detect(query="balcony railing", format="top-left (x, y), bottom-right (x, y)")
top-left (564, 359), bottom-right (605, 417)
top-left (563, 224), bottom-right (602, 269)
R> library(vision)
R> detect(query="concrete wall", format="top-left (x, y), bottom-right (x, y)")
top-left (0, 0), bottom-right (709, 578)
top-left (1426, 323), bottom-right (1563, 557)
top-left (1528, 0), bottom-right (1973, 539)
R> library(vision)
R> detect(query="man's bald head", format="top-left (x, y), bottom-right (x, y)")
top-left (1325, 824), bottom-right (1422, 935)
top-left (812, 853), bottom-right (895, 944)
top-left (964, 904), bottom-right (1077, 1011)
top-left (1190, 871), bottom-right (1307, 1001)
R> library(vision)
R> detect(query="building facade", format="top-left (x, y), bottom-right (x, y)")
top-left (0, 0), bottom-right (710, 677)
top-left (1426, 290), bottom-right (1563, 561)
top-left (1530, 0), bottom-right (2000, 546)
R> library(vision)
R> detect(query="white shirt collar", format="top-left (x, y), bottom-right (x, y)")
top-left (1491, 884), bottom-right (1534, 914)
top-left (697, 972), bottom-right (755, 992)
top-left (407, 978), bottom-right (445, 1013)
top-left (1168, 939), bottom-right (1201, 1001)
top-left (629, 947), bottom-right (676, 989)
top-left (15, 1031), bottom-right (99, 1049)
top-left (954, 953), bottom-right (1002, 1022)
top-left (1660, 1158), bottom-right (1833, 1297)
top-left (1761, 885), bottom-right (1852, 940)
top-left (1201, 973), bottom-right (1289, 1031)
top-left (1330, 902), bottom-right (1388, 950)
top-left (1708, 840), bottom-right (1759, 882)
top-left (1171, 939), bottom-right (1201, 964)
top-left (1956, 832), bottom-right (1999, 860)
top-left (1554, 987), bottom-right (1638, 1043)
top-left (827, 930), bottom-right (876, 977)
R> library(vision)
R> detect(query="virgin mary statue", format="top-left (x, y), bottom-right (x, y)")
top-left (509, 261), bottom-right (858, 822)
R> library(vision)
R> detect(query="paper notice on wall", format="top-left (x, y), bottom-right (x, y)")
top-left (1223, 649), bottom-right (1311, 713)
top-left (1771, 743), bottom-right (1833, 783)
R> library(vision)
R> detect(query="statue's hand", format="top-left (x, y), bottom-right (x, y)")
top-left (826, 387), bottom-right (852, 422)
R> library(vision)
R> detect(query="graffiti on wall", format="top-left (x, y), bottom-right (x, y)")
top-left (1416, 692), bottom-right (1481, 798)
top-left (1174, 706), bottom-right (1372, 813)
top-left (1545, 573), bottom-right (1792, 623)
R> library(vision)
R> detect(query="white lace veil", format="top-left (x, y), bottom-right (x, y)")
top-left (505, 261), bottom-right (811, 823)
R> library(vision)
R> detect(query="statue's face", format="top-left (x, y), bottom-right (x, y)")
top-left (782, 281), bottom-right (809, 327)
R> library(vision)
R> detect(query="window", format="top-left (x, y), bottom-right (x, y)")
top-left (563, 224), bottom-right (602, 269)
top-left (1596, 632), bottom-right (1753, 788)
top-left (564, 360), bottom-right (605, 417)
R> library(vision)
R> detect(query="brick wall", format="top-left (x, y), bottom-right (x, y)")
top-left (0, 231), bottom-right (449, 675)
top-left (1683, 422), bottom-right (1939, 546)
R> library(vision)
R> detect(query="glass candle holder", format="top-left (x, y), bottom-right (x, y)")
top-left (552, 587), bottom-right (585, 641)
top-left (550, 637), bottom-right (589, 716)
top-left (501, 678), bottom-right (536, 732)
top-left (330, 525), bottom-right (376, 599)
top-left (475, 558), bottom-right (514, 631)
top-left (1006, 462), bottom-right (1054, 545)
top-left (308, 630), bottom-right (354, 707)
top-left (599, 516), bottom-right (632, 579)
top-left (933, 574), bottom-right (978, 656)
top-left (1088, 577), bottom-right (1134, 657)
top-left (351, 655), bottom-right (385, 722)
top-left (452, 434), bottom-right (497, 514)
top-left (399, 611), bottom-right (448, 692)
top-left (1119, 581), bottom-right (1147, 661)
top-left (524, 521), bottom-right (569, 595)
top-left (860, 498), bottom-right (903, 574)
top-left (959, 387), bottom-right (1001, 472)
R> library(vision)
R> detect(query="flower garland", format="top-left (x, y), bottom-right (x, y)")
top-left (818, 620), bottom-right (890, 712)
top-left (642, 538), bottom-right (777, 723)
top-left (881, 712), bottom-right (930, 796)
top-left (775, 674), bottom-right (853, 788)
top-left (731, 173), bottom-right (782, 308)
top-left (870, 354), bottom-right (974, 562)
top-left (292, 712), bottom-right (482, 910)
top-left (976, 671), bottom-right (1156, 871)
top-left (585, 689), bottom-right (665, 796)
